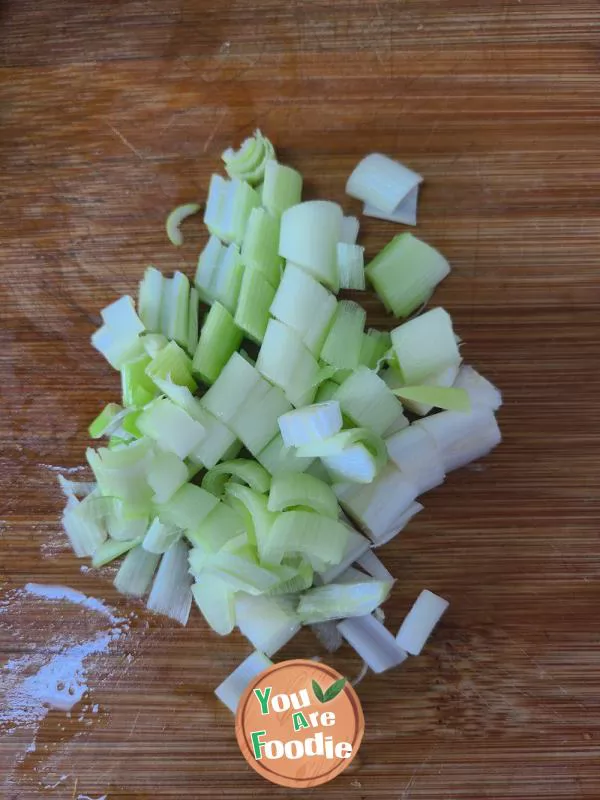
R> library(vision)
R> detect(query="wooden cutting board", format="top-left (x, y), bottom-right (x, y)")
top-left (2, 1), bottom-right (599, 797)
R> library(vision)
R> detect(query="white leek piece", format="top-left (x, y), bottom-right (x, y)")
top-left (240, 207), bottom-right (282, 287)
top-left (366, 233), bottom-right (450, 319)
top-left (146, 450), bottom-right (189, 503)
top-left (338, 614), bottom-right (408, 673)
top-left (114, 545), bottom-right (160, 597)
top-left (372, 502), bottom-right (423, 548)
top-left (143, 517), bottom-right (182, 554)
top-left (336, 243), bottom-right (365, 290)
top-left (189, 407), bottom-right (239, 469)
top-left (396, 589), bottom-right (449, 655)
top-left (186, 501), bottom-right (246, 553)
top-left (453, 365), bottom-right (502, 411)
top-left (147, 539), bottom-right (193, 625)
top-left (192, 574), bottom-right (236, 636)
top-left (202, 550), bottom-right (280, 595)
top-left (235, 593), bottom-right (300, 656)
top-left (346, 153), bottom-right (422, 215)
top-left (384, 362), bottom-right (461, 416)
top-left (355, 550), bottom-right (394, 583)
top-left (257, 320), bottom-right (318, 407)
top-left (229, 382), bottom-right (292, 455)
top-left (224, 483), bottom-right (276, 559)
top-left (256, 434), bottom-right (315, 477)
top-left (204, 174), bottom-right (260, 245)
top-left (157, 483), bottom-right (219, 532)
top-left (187, 287), bottom-right (200, 355)
top-left (211, 244), bottom-right (244, 313)
top-left (222, 129), bottom-right (275, 185)
top-left (393, 385), bottom-right (470, 413)
top-left (279, 200), bottom-right (342, 291)
top-left (415, 407), bottom-right (501, 472)
top-left (340, 215), bottom-right (360, 245)
top-left (142, 332), bottom-right (168, 358)
top-left (320, 300), bottom-right (366, 370)
top-left (106, 499), bottom-right (148, 542)
top-left (299, 428), bottom-right (387, 485)
top-left (234, 267), bottom-right (276, 344)
top-left (202, 459), bottom-right (271, 497)
top-left (137, 398), bottom-right (206, 460)
top-left (57, 474), bottom-right (96, 500)
top-left (192, 302), bottom-right (243, 385)
top-left (202, 352), bottom-right (268, 423)
top-left (316, 527), bottom-right (371, 585)
top-left (101, 294), bottom-right (145, 340)
top-left (363, 183), bottom-right (419, 226)
top-left (322, 444), bottom-right (381, 485)
top-left (145, 340), bottom-right (197, 392)
top-left (138, 266), bottom-right (164, 332)
top-left (267, 472), bottom-right (339, 518)
top-left (215, 650), bottom-right (273, 714)
top-left (261, 510), bottom-right (349, 567)
top-left (121, 354), bottom-right (155, 408)
top-left (86, 439), bottom-right (154, 506)
top-left (315, 380), bottom-right (339, 403)
top-left (391, 308), bottom-right (461, 385)
top-left (61, 495), bottom-right (108, 558)
top-left (385, 425), bottom-right (446, 495)
top-left (269, 263), bottom-right (337, 356)
top-left (92, 296), bottom-right (145, 369)
top-left (297, 578), bottom-right (392, 624)
top-left (166, 202), bottom-right (201, 246)
top-left (161, 271), bottom-right (190, 348)
top-left (278, 401), bottom-right (342, 448)
top-left (334, 463), bottom-right (419, 543)
top-left (333, 367), bottom-right (406, 437)
top-left (195, 235), bottom-right (227, 304)
top-left (262, 160), bottom-right (303, 217)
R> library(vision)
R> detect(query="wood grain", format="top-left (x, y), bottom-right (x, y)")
top-left (1, 0), bottom-right (600, 797)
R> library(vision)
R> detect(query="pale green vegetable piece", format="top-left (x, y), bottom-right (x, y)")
top-left (202, 352), bottom-right (268, 423)
top-left (187, 287), bottom-right (200, 355)
top-left (157, 483), bottom-right (219, 531)
top-left (260, 510), bottom-right (349, 566)
top-left (385, 425), bottom-right (446, 495)
top-left (88, 403), bottom-right (124, 439)
top-left (146, 450), bottom-right (189, 503)
top-left (137, 398), bottom-right (206, 460)
top-left (235, 593), bottom-right (301, 656)
top-left (229, 382), bottom-right (292, 455)
top-left (121, 354), bottom-right (156, 408)
top-left (138, 266), bottom-right (165, 332)
top-left (192, 302), bottom-right (243, 385)
top-left (240, 207), bottom-right (282, 287)
top-left (346, 152), bottom-right (422, 215)
top-left (202, 459), bottom-right (271, 497)
top-left (262, 160), bottom-right (303, 217)
top-left (161, 271), bottom-right (190, 349)
top-left (278, 200), bottom-right (342, 291)
top-left (336, 242), bottom-right (365, 290)
top-left (92, 536), bottom-right (141, 568)
top-left (257, 319), bottom-right (319, 407)
top-left (297, 578), bottom-right (392, 623)
top-left (234, 267), bottom-right (276, 344)
top-left (186, 501), bottom-right (246, 552)
top-left (391, 308), bottom-right (461, 385)
top-left (166, 202), bottom-right (201, 246)
top-left (359, 329), bottom-right (391, 369)
top-left (278, 401), bottom-right (342, 448)
top-left (215, 650), bottom-right (273, 713)
top-left (222, 129), bottom-right (275, 185)
top-left (224, 483), bottom-right (276, 558)
top-left (333, 366), bottom-right (406, 437)
top-left (267, 472), bottom-right (339, 518)
top-left (145, 340), bottom-right (197, 391)
top-left (366, 233), bottom-right (450, 318)
top-left (192, 574), bottom-right (236, 635)
top-left (393, 385), bottom-right (470, 412)
top-left (114, 546), bottom-right (160, 597)
top-left (320, 300), bottom-right (366, 370)
top-left (256, 434), bottom-right (315, 477)
top-left (147, 539), bottom-right (193, 625)
top-left (143, 517), bottom-right (182, 554)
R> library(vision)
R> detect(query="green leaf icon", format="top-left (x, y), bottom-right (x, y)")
top-left (323, 677), bottom-right (347, 702)
top-left (312, 679), bottom-right (325, 703)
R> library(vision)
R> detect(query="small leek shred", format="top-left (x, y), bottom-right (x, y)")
top-left (166, 202), bottom-right (201, 247)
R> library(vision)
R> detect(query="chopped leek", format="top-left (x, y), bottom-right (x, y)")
top-left (211, 244), bottom-right (244, 313)
top-left (224, 483), bottom-right (276, 560)
top-left (336, 243), bottom-right (365, 290)
top-left (61, 495), bottom-right (108, 558)
top-left (202, 551), bottom-right (280, 595)
top-left (192, 574), bottom-right (236, 635)
top-left (316, 527), bottom-right (371, 585)
top-left (195, 234), bottom-right (225, 302)
top-left (91, 536), bottom-right (141, 568)
top-left (57, 474), bottom-right (96, 500)
top-left (453, 365), bottom-right (502, 411)
top-left (269, 263), bottom-right (337, 356)
top-left (257, 320), bottom-right (318, 407)
top-left (297, 578), bottom-right (392, 624)
top-left (240, 207), bottom-right (282, 287)
top-left (215, 650), bottom-right (273, 714)
top-left (334, 463), bottom-right (419, 543)
top-left (363, 183), bottom-right (419, 225)
top-left (88, 403), bottom-right (125, 439)
top-left (333, 366), bottom-right (406, 437)
top-left (114, 546), bottom-right (160, 597)
top-left (147, 539), bottom-right (193, 625)
top-left (359, 329), bottom-right (391, 370)
top-left (279, 201), bottom-right (342, 291)
top-left (143, 517), bottom-right (182, 554)
top-left (391, 308), bottom-right (461, 385)
top-left (121, 354), bottom-right (156, 408)
top-left (262, 159), bottom-right (303, 217)
top-left (101, 294), bottom-right (145, 340)
top-left (396, 589), bottom-right (449, 655)
top-left (202, 459), bottom-right (271, 497)
top-left (137, 399), bottom-right (206, 460)
top-left (315, 380), bottom-right (339, 403)
top-left (235, 593), bottom-right (300, 656)
top-left (297, 428), bottom-right (387, 484)
top-left (415, 407), bottom-right (501, 472)
top-left (229, 383), bottom-right (292, 455)
top-left (366, 233), bottom-right (450, 319)
top-left (372, 502), bottom-right (423, 548)
top-left (202, 351), bottom-right (268, 423)
top-left (340, 215), bottom-right (360, 245)
top-left (185, 501), bottom-right (246, 552)
top-left (260, 510), bottom-right (349, 567)
top-left (187, 287), bottom-right (200, 355)
top-left (222, 129), bottom-right (275, 185)
top-left (267, 472), bottom-right (339, 518)
top-left (145, 340), bottom-right (197, 392)
top-left (138, 266), bottom-right (164, 332)
top-left (157, 483), bottom-right (219, 532)
top-left (355, 550), bottom-right (394, 583)
top-left (92, 296), bottom-right (145, 369)
top-left (146, 450), bottom-right (189, 503)
top-left (166, 202), bottom-right (201, 246)
top-left (204, 174), bottom-right (260, 245)
top-left (346, 153), bottom-right (422, 215)
top-left (393, 385), bottom-right (470, 412)
top-left (278, 401), bottom-right (342, 448)
top-left (234, 267), bottom-right (276, 344)
top-left (385, 425), bottom-right (446, 495)
top-left (192, 302), bottom-right (243, 385)
top-left (161, 271), bottom-right (190, 348)
top-left (141, 332), bottom-right (168, 358)
top-left (256, 434), bottom-right (315, 477)
top-left (320, 300), bottom-right (366, 370)
top-left (338, 614), bottom-right (408, 673)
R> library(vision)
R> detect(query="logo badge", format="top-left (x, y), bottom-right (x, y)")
top-left (235, 658), bottom-right (364, 788)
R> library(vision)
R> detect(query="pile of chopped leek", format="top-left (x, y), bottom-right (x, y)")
top-left (59, 131), bottom-right (502, 710)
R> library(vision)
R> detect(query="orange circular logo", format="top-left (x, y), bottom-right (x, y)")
top-left (235, 658), bottom-right (364, 788)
